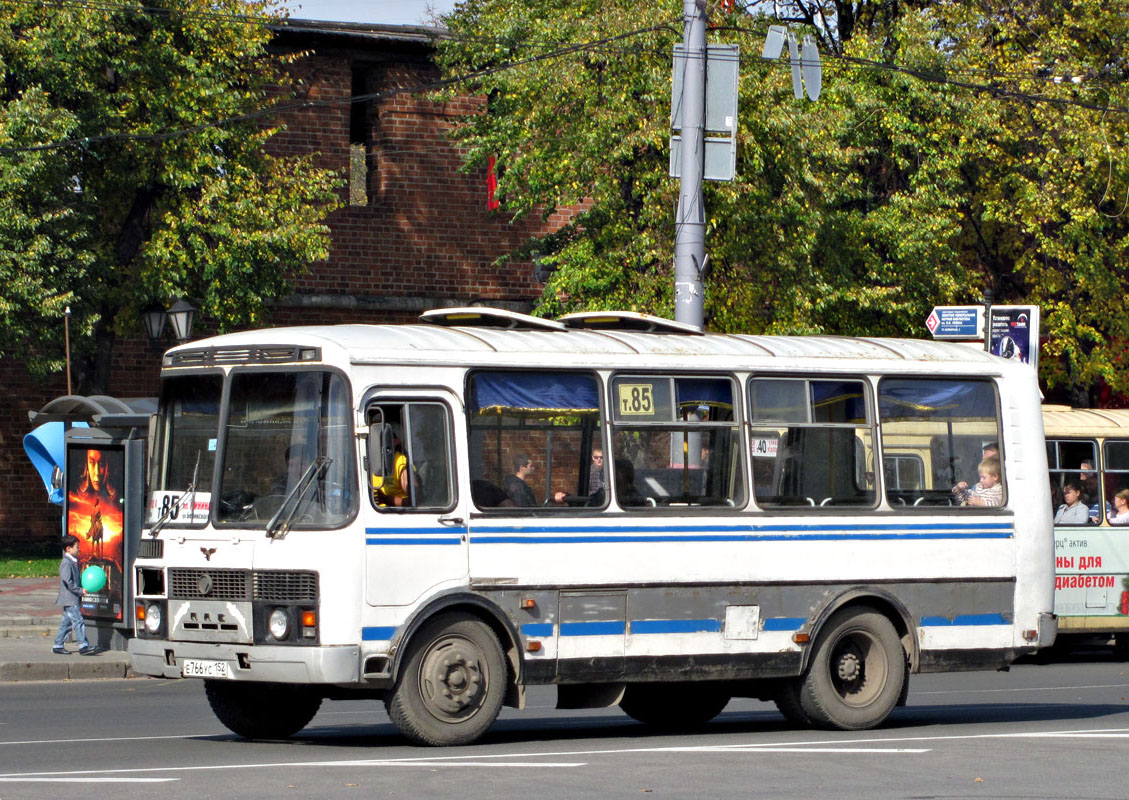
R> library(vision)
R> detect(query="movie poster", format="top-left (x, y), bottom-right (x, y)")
top-left (66, 444), bottom-right (125, 621)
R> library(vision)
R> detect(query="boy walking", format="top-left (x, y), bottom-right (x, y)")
top-left (53, 535), bottom-right (96, 655)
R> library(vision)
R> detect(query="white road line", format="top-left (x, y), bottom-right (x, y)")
top-left (0, 733), bottom-right (218, 746)
top-left (914, 683), bottom-right (1129, 695)
top-left (0, 777), bottom-right (178, 783)
top-left (0, 726), bottom-right (1125, 782)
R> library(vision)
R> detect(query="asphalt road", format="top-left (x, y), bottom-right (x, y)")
top-left (2, 658), bottom-right (1129, 799)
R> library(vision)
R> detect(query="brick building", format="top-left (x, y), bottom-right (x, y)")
top-left (0, 20), bottom-right (573, 549)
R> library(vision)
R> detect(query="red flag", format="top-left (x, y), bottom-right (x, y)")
top-left (486, 156), bottom-right (500, 211)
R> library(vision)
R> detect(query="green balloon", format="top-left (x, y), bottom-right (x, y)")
top-left (81, 565), bottom-right (107, 593)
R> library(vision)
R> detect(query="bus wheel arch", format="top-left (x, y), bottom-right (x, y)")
top-left (390, 595), bottom-right (523, 710)
top-left (802, 589), bottom-right (917, 674)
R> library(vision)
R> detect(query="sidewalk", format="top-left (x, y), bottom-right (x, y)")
top-left (0, 578), bottom-right (134, 681)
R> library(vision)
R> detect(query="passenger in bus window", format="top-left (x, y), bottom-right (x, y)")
top-left (554, 448), bottom-right (607, 506)
top-left (373, 434), bottom-right (411, 507)
top-left (1054, 482), bottom-right (1090, 525)
top-left (961, 458), bottom-right (1003, 507)
top-left (504, 454), bottom-right (538, 506)
top-left (1079, 461), bottom-right (1100, 505)
top-left (1108, 489), bottom-right (1129, 525)
top-left (953, 442), bottom-right (1000, 498)
top-left (613, 458), bottom-right (646, 507)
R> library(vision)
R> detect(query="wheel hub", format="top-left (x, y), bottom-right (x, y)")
top-left (837, 651), bottom-right (861, 682)
top-left (420, 639), bottom-right (485, 717)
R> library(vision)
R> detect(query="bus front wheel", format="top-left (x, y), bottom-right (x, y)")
top-left (204, 680), bottom-right (321, 739)
top-left (799, 606), bottom-right (904, 730)
top-left (386, 612), bottom-right (506, 746)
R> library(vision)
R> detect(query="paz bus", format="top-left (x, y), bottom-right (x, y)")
top-left (128, 308), bottom-right (1055, 746)
top-left (1042, 405), bottom-right (1129, 656)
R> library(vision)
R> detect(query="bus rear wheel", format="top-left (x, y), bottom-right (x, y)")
top-left (619, 683), bottom-right (730, 729)
top-left (204, 680), bottom-right (322, 739)
top-left (386, 613), bottom-right (506, 746)
top-left (799, 606), bottom-right (904, 731)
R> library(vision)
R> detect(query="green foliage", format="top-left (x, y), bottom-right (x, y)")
top-left (438, 0), bottom-right (1129, 404)
top-left (0, 0), bottom-right (342, 390)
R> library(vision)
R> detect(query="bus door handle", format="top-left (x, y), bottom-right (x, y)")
top-left (439, 516), bottom-right (465, 527)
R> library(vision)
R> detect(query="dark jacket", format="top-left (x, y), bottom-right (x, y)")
top-left (56, 553), bottom-right (82, 607)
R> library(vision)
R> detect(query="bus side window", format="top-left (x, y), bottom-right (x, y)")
top-left (749, 377), bottom-right (874, 509)
top-left (878, 378), bottom-right (1003, 510)
top-left (367, 401), bottom-right (455, 512)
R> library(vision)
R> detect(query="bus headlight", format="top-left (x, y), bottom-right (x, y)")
top-left (144, 603), bottom-right (162, 634)
top-left (268, 608), bottom-right (290, 640)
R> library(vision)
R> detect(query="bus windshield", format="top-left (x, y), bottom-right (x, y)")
top-left (216, 370), bottom-right (356, 529)
top-left (147, 373), bottom-right (223, 527)
top-left (148, 369), bottom-right (356, 528)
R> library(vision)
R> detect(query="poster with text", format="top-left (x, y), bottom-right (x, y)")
top-left (989, 305), bottom-right (1040, 372)
top-left (66, 444), bottom-right (125, 621)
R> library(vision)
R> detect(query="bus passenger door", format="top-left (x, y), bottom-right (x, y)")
top-left (363, 394), bottom-right (468, 607)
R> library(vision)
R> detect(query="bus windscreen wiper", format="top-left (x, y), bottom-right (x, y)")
top-left (149, 451), bottom-right (200, 536)
top-left (266, 456), bottom-right (332, 540)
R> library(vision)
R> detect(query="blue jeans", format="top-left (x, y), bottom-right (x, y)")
top-left (54, 605), bottom-right (89, 650)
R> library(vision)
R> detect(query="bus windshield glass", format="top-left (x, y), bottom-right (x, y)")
top-left (147, 373), bottom-right (223, 527)
top-left (216, 370), bottom-right (356, 528)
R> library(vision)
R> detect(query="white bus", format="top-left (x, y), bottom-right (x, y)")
top-left (129, 308), bottom-right (1055, 746)
top-left (1042, 405), bottom-right (1129, 656)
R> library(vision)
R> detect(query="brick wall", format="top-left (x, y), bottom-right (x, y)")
top-left (0, 23), bottom-right (576, 549)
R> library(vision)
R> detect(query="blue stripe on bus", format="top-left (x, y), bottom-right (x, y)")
top-left (560, 621), bottom-right (627, 636)
top-left (366, 527), bottom-right (469, 535)
top-left (365, 523), bottom-right (1012, 545)
top-left (919, 613), bottom-right (1008, 627)
top-left (763, 617), bottom-right (806, 631)
top-left (521, 623), bottom-right (554, 637)
top-left (365, 538), bottom-right (463, 546)
top-left (362, 626), bottom-right (397, 641)
top-left (471, 522), bottom-right (1013, 534)
top-left (630, 618), bottom-right (722, 634)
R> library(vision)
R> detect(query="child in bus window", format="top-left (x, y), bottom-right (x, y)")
top-left (962, 457), bottom-right (1002, 507)
top-left (1108, 489), bottom-right (1129, 526)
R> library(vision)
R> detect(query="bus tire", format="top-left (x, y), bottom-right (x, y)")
top-left (619, 683), bottom-right (730, 729)
top-left (386, 612), bottom-right (506, 746)
top-left (204, 680), bottom-right (321, 739)
top-left (771, 678), bottom-right (811, 726)
top-left (799, 606), bottom-right (904, 731)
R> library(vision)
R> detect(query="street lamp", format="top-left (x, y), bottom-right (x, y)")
top-left (142, 302), bottom-right (168, 343)
top-left (167, 299), bottom-right (196, 343)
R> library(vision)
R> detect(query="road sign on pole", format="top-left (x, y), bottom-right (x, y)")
top-left (925, 306), bottom-right (984, 340)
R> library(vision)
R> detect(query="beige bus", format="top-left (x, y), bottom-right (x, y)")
top-left (1042, 405), bottom-right (1129, 656)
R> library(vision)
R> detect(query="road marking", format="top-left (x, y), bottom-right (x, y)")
top-left (0, 733), bottom-right (218, 746)
top-left (0, 777), bottom-right (178, 783)
top-left (914, 683), bottom-right (1129, 695)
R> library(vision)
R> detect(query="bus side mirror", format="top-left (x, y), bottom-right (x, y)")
top-left (367, 422), bottom-right (396, 488)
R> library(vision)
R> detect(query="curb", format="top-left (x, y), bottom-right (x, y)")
top-left (0, 656), bottom-right (134, 682)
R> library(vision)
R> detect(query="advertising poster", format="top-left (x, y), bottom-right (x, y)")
top-left (1054, 528), bottom-right (1129, 619)
top-left (66, 444), bottom-right (125, 621)
top-left (989, 305), bottom-right (1040, 371)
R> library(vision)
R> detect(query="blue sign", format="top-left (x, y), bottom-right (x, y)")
top-left (926, 306), bottom-right (984, 339)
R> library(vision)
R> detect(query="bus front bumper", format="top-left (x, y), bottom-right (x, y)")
top-left (129, 638), bottom-right (361, 684)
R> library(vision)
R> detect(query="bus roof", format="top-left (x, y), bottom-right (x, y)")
top-left (1042, 405), bottom-right (1129, 433)
top-left (165, 316), bottom-right (1023, 375)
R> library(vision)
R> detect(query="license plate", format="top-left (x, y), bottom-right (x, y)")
top-left (182, 659), bottom-right (233, 679)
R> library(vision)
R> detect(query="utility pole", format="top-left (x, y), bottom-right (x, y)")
top-left (673, 0), bottom-right (707, 329)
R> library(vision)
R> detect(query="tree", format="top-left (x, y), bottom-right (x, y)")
top-left (0, 0), bottom-right (342, 392)
top-left (437, 0), bottom-right (1129, 405)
